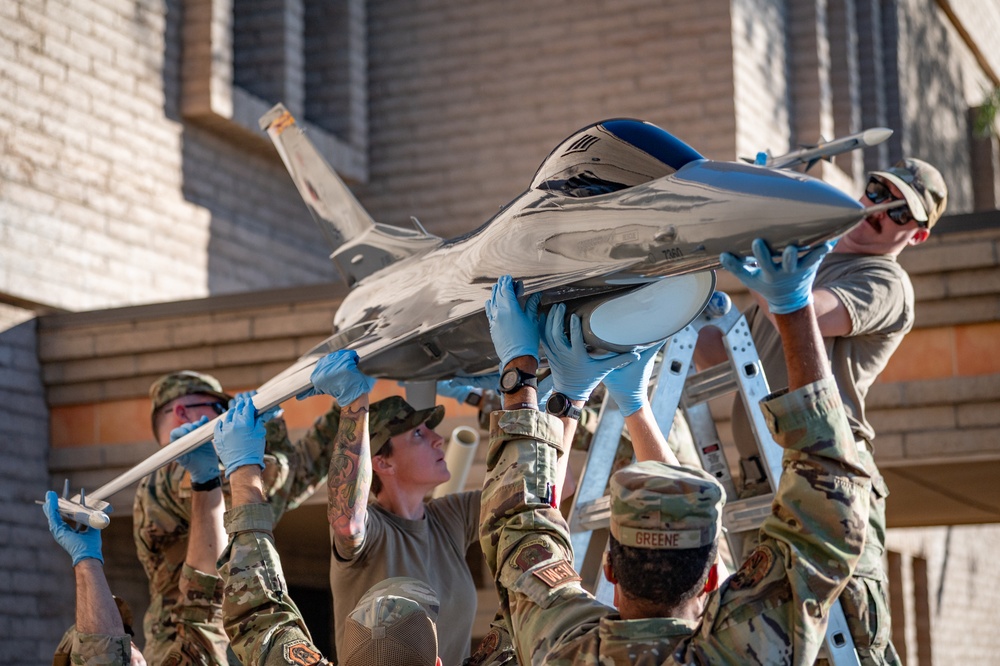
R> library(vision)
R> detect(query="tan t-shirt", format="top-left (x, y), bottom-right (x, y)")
top-left (732, 252), bottom-right (913, 452)
top-left (330, 490), bottom-right (481, 666)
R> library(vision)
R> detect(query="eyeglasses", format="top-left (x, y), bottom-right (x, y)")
top-left (865, 179), bottom-right (923, 227)
top-left (183, 401), bottom-right (228, 415)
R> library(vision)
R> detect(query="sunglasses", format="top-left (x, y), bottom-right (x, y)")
top-left (183, 401), bottom-right (228, 415)
top-left (865, 179), bottom-right (924, 228)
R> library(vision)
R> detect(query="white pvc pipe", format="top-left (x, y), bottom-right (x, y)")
top-left (432, 426), bottom-right (481, 498)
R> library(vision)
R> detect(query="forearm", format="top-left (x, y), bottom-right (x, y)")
top-left (75, 560), bottom-right (126, 637)
top-left (772, 304), bottom-right (829, 390)
top-left (557, 412), bottom-right (579, 501)
top-left (230, 465), bottom-right (267, 507)
top-left (624, 404), bottom-right (680, 465)
top-left (327, 395), bottom-right (371, 558)
top-left (220, 504), bottom-right (323, 665)
top-left (186, 487), bottom-right (225, 574)
top-left (758, 378), bottom-right (870, 597)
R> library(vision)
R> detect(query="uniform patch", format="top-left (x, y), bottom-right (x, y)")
top-left (283, 640), bottom-right (323, 665)
top-left (729, 546), bottom-right (774, 591)
top-left (531, 559), bottom-right (581, 589)
top-left (514, 542), bottom-right (555, 571)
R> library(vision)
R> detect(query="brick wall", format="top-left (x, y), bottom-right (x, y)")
top-left (0, 312), bottom-right (73, 666)
top-left (730, 0), bottom-right (792, 161)
top-left (358, 0), bottom-right (740, 241)
top-left (894, 0), bottom-right (993, 214)
top-left (887, 525), bottom-right (1000, 663)
top-left (0, 0), bottom-right (338, 313)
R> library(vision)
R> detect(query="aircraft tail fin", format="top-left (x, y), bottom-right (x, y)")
top-left (260, 104), bottom-right (439, 286)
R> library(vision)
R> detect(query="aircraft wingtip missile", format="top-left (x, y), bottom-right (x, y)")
top-left (860, 127), bottom-right (893, 147)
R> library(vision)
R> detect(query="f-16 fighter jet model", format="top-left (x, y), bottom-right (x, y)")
top-left (58, 105), bottom-right (896, 527)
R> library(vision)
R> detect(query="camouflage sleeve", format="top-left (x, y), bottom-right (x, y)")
top-left (132, 466), bottom-right (190, 584)
top-left (162, 564), bottom-right (229, 663)
top-left (69, 631), bottom-right (131, 666)
top-left (219, 503), bottom-right (332, 666)
top-left (679, 376), bottom-right (871, 664)
top-left (260, 409), bottom-right (340, 520)
top-left (481, 409), bottom-right (611, 665)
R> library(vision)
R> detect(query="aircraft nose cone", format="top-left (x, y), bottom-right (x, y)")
top-left (673, 160), bottom-right (864, 254)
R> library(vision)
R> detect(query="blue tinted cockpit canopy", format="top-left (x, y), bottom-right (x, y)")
top-left (531, 119), bottom-right (704, 197)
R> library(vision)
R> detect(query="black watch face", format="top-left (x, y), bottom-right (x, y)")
top-left (547, 393), bottom-right (568, 415)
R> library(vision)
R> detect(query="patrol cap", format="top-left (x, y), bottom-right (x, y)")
top-left (870, 158), bottom-right (948, 229)
top-left (368, 396), bottom-right (444, 456)
top-left (149, 370), bottom-right (232, 429)
top-left (342, 576), bottom-right (439, 666)
top-left (610, 461), bottom-right (725, 550)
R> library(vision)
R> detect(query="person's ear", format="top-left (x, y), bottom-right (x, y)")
top-left (702, 562), bottom-right (720, 595)
top-left (373, 454), bottom-right (393, 476)
top-left (603, 553), bottom-right (617, 584)
top-left (909, 227), bottom-right (930, 246)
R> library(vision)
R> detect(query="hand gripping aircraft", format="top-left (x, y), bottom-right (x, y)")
top-left (56, 105), bottom-right (894, 527)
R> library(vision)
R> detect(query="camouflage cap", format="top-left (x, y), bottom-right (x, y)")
top-left (149, 370), bottom-right (232, 428)
top-left (368, 395), bottom-right (445, 456)
top-left (342, 576), bottom-right (439, 666)
top-left (610, 461), bottom-right (725, 550)
top-left (870, 158), bottom-right (948, 229)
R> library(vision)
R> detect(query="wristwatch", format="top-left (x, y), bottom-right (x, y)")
top-left (546, 392), bottom-right (582, 420)
top-left (191, 476), bottom-right (223, 492)
top-left (498, 367), bottom-right (538, 394)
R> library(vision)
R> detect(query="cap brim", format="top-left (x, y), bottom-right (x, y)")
top-left (871, 170), bottom-right (928, 223)
top-left (389, 405), bottom-right (445, 438)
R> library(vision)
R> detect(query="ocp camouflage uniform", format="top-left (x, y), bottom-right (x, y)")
top-left (481, 376), bottom-right (871, 665)
top-left (53, 631), bottom-right (131, 666)
top-left (134, 410), bottom-right (341, 665)
top-left (219, 503), bottom-right (332, 666)
top-left (219, 502), bottom-right (443, 666)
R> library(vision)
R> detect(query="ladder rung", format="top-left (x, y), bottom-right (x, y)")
top-left (683, 364), bottom-right (739, 405)
top-left (722, 494), bottom-right (774, 534)
top-left (571, 495), bottom-right (611, 532)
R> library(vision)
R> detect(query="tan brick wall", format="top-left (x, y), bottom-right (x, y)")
top-left (731, 0), bottom-right (792, 161)
top-left (895, 0), bottom-right (994, 214)
top-left (357, 0), bottom-right (740, 240)
top-left (0, 0), bottom-right (337, 313)
top-left (886, 525), bottom-right (1000, 663)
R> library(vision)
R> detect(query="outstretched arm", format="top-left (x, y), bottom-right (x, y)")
top-left (299, 351), bottom-right (378, 560)
top-left (43, 492), bottom-right (132, 664)
top-left (327, 393), bottom-right (372, 559)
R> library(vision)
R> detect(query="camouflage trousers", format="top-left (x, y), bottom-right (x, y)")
top-left (818, 446), bottom-right (901, 666)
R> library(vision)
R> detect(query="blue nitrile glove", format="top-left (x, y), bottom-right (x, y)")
top-left (296, 350), bottom-right (375, 404)
top-left (43, 491), bottom-right (103, 566)
top-left (719, 238), bottom-right (834, 315)
top-left (212, 394), bottom-right (266, 478)
top-left (234, 390), bottom-right (281, 423)
top-left (540, 303), bottom-right (638, 401)
top-left (435, 374), bottom-right (500, 402)
top-left (171, 416), bottom-right (220, 484)
top-left (602, 342), bottom-right (664, 416)
top-left (485, 275), bottom-right (541, 368)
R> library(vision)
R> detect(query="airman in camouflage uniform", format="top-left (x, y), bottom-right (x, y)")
top-left (134, 371), bottom-right (342, 665)
top-left (214, 391), bottom-right (443, 666)
top-left (480, 372), bottom-right (871, 665)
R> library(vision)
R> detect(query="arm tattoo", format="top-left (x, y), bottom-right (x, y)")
top-left (327, 403), bottom-right (371, 558)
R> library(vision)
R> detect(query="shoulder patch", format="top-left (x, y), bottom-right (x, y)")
top-left (283, 640), bottom-right (324, 665)
top-left (729, 546), bottom-right (775, 591)
top-left (514, 541), bottom-right (555, 571)
top-left (531, 559), bottom-right (581, 589)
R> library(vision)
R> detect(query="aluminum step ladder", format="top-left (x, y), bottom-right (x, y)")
top-left (564, 294), bottom-right (861, 665)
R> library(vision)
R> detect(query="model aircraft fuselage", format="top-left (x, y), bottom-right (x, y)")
top-left (298, 115), bottom-right (867, 380)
